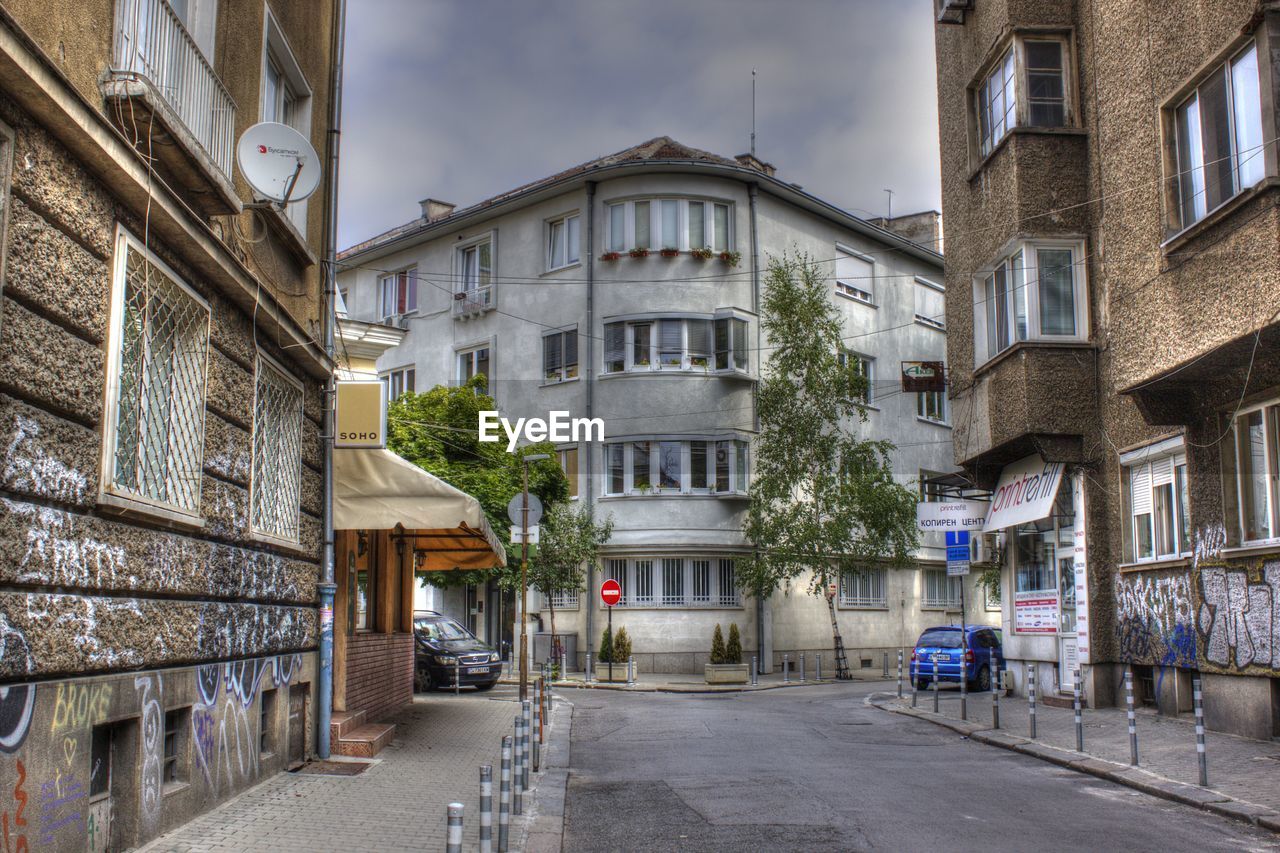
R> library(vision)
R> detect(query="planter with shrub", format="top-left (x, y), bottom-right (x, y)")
top-left (594, 625), bottom-right (632, 682)
top-left (705, 623), bottom-right (749, 684)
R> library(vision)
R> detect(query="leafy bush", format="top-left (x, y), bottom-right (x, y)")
top-left (710, 624), bottom-right (726, 665)
top-left (726, 623), bottom-right (743, 665)
top-left (598, 626), bottom-right (614, 664)
top-left (613, 627), bottom-right (632, 662)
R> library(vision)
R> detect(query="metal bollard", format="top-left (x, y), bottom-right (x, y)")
top-left (585, 651), bottom-right (592, 683)
top-left (521, 700), bottom-right (532, 789)
top-left (1073, 670), bottom-right (1083, 752)
top-left (783, 654), bottom-right (790, 683)
top-left (991, 659), bottom-right (1000, 729)
top-left (883, 650), bottom-right (889, 678)
top-left (960, 650), bottom-right (968, 721)
top-left (532, 689), bottom-right (541, 773)
top-left (499, 736), bottom-right (511, 852)
top-left (455, 657), bottom-right (461, 695)
top-left (897, 649), bottom-right (904, 699)
top-left (800, 653), bottom-right (806, 682)
top-left (910, 656), bottom-right (918, 708)
top-left (628, 656), bottom-right (636, 686)
top-left (932, 657), bottom-right (939, 713)
top-left (1193, 677), bottom-right (1208, 786)
top-left (816, 654), bottom-right (822, 682)
top-left (512, 716), bottom-right (524, 815)
top-left (1126, 668), bottom-right (1137, 765)
top-left (751, 655), bottom-right (758, 686)
top-left (446, 803), bottom-right (464, 853)
top-left (479, 765), bottom-right (493, 853)
top-left (1025, 662), bottom-right (1036, 733)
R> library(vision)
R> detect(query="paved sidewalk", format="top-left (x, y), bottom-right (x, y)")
top-left (141, 685), bottom-right (564, 852)
top-left (508, 665), bottom-right (893, 693)
top-left (873, 684), bottom-right (1280, 831)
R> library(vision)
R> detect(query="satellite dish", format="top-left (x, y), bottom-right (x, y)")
top-left (236, 122), bottom-right (322, 204)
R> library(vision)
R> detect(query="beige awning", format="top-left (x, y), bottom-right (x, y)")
top-left (334, 448), bottom-right (506, 570)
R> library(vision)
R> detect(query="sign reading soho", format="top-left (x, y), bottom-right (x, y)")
top-left (479, 410), bottom-right (605, 452)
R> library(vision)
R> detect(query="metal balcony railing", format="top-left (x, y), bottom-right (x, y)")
top-left (452, 285), bottom-right (494, 316)
top-left (111, 0), bottom-right (236, 178)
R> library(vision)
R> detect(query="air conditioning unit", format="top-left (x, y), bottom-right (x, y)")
top-left (936, 0), bottom-right (972, 24)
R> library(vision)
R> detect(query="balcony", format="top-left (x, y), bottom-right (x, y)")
top-left (103, 0), bottom-right (240, 216)
top-left (452, 285), bottom-right (494, 318)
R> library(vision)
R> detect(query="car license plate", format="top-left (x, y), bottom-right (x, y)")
top-left (929, 653), bottom-right (949, 662)
top-left (469, 666), bottom-right (490, 674)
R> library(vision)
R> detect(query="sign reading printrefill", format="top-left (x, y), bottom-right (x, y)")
top-left (984, 454), bottom-right (1065, 532)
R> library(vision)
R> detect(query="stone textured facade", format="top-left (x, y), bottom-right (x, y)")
top-left (934, 0), bottom-right (1280, 738)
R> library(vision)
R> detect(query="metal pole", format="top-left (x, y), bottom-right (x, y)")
top-left (991, 657), bottom-right (1000, 729)
top-left (1073, 670), bottom-right (1083, 752)
top-left (882, 650), bottom-right (888, 678)
top-left (897, 649), bottom-right (903, 699)
top-left (1126, 667), bottom-right (1137, 766)
top-left (521, 700), bottom-right (532, 789)
top-left (1193, 677), bottom-right (1208, 786)
top-left (1028, 662), bottom-right (1037, 738)
top-left (751, 655), bottom-right (758, 686)
top-left (959, 644), bottom-right (968, 722)
top-left (585, 651), bottom-right (592, 683)
top-left (607, 604), bottom-right (613, 683)
top-left (479, 765), bottom-right (493, 853)
top-left (932, 657), bottom-right (939, 713)
top-left (512, 717), bottom-right (523, 815)
top-left (499, 737), bottom-right (512, 852)
top-left (816, 654), bottom-right (822, 682)
top-left (628, 655), bottom-right (635, 686)
top-left (783, 654), bottom-right (789, 683)
top-left (455, 657), bottom-right (460, 696)
top-left (532, 687), bottom-right (541, 772)
top-left (446, 803), bottom-right (464, 853)
top-left (520, 462), bottom-right (530, 702)
top-left (800, 653), bottom-right (805, 682)
top-left (910, 656), bottom-right (918, 708)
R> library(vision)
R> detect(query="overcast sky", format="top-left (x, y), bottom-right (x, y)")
top-left (337, 0), bottom-right (941, 250)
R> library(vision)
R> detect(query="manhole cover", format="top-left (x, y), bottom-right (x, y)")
top-left (292, 760), bottom-right (371, 777)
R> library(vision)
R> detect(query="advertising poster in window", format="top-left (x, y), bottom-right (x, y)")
top-left (1014, 591), bottom-right (1059, 633)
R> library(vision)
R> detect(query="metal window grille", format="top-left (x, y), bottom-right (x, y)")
top-left (162, 709), bottom-right (181, 783)
top-left (544, 589), bottom-right (579, 610)
top-left (840, 567), bottom-right (887, 607)
top-left (110, 237), bottom-right (210, 514)
top-left (923, 569), bottom-right (962, 608)
top-left (661, 558), bottom-right (684, 605)
top-left (251, 356), bottom-right (303, 541)
top-left (692, 560), bottom-right (711, 603)
top-left (716, 559), bottom-right (739, 606)
top-left (606, 557), bottom-right (739, 608)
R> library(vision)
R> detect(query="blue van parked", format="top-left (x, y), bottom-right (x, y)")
top-left (910, 625), bottom-right (1004, 691)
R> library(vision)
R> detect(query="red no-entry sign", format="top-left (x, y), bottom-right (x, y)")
top-left (600, 579), bottom-right (622, 607)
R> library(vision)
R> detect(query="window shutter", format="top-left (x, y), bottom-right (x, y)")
top-left (1130, 464), bottom-right (1152, 515)
top-left (564, 330), bottom-right (578, 368)
top-left (605, 323), bottom-right (625, 364)
top-left (1150, 456), bottom-right (1174, 487)
top-left (660, 319), bottom-right (683, 351)
top-left (688, 320), bottom-right (711, 357)
top-left (544, 333), bottom-right (561, 375)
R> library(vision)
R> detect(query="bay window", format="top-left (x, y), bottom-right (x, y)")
top-left (603, 315), bottom-right (749, 374)
top-left (379, 268), bottom-right (416, 319)
top-left (1234, 400), bottom-right (1280, 544)
top-left (543, 329), bottom-right (578, 383)
top-left (973, 240), bottom-right (1087, 365)
top-left (1172, 42), bottom-right (1265, 230)
top-left (606, 198), bottom-right (732, 252)
top-left (1125, 448), bottom-right (1190, 562)
top-left (547, 213), bottom-right (580, 270)
top-left (604, 556), bottom-right (740, 607)
top-left (602, 438), bottom-right (749, 496)
top-left (976, 35), bottom-right (1072, 158)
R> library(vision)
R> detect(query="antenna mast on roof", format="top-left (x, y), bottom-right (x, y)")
top-left (750, 68), bottom-right (757, 157)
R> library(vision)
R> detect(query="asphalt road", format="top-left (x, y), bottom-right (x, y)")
top-left (559, 681), bottom-right (1280, 853)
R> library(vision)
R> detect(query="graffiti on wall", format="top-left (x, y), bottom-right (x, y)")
top-left (1198, 562), bottom-right (1279, 671)
top-left (1, 758), bottom-right (28, 853)
top-left (134, 674), bottom-right (162, 830)
top-left (1113, 572), bottom-right (1197, 667)
top-left (0, 686), bottom-right (34, 755)
top-left (50, 683), bottom-right (111, 736)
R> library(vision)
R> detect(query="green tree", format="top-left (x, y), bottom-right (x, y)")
top-left (742, 254), bottom-right (919, 679)
top-left (726, 623), bottom-right (742, 665)
top-left (529, 502), bottom-right (613, 660)
top-left (386, 377), bottom-right (567, 592)
top-left (598, 625), bottom-right (614, 664)
top-left (612, 627), bottom-right (632, 663)
top-left (710, 624), bottom-right (726, 665)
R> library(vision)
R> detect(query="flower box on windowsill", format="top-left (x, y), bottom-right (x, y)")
top-left (629, 247), bottom-right (650, 259)
top-left (659, 248), bottom-right (681, 258)
top-left (719, 251), bottom-right (741, 267)
top-left (704, 663), bottom-right (748, 684)
top-left (689, 247), bottom-right (713, 260)
top-left (601, 252), bottom-right (622, 262)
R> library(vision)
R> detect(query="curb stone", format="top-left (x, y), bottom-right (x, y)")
top-left (518, 693), bottom-right (573, 853)
top-left (868, 694), bottom-right (1280, 832)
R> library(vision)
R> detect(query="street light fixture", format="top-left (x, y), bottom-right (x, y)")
top-left (519, 453), bottom-right (549, 702)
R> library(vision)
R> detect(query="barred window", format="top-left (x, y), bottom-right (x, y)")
top-left (251, 355), bottom-right (304, 542)
top-left (106, 229), bottom-right (211, 516)
top-left (840, 566), bottom-right (887, 607)
top-left (544, 589), bottom-right (579, 610)
top-left (923, 568), bottom-right (962, 608)
top-left (603, 556), bottom-right (740, 608)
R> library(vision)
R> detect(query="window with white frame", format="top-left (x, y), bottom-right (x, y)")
top-left (261, 9), bottom-right (312, 230)
top-left (914, 277), bottom-right (946, 330)
top-left (543, 329), bottom-right (578, 383)
top-left (919, 470), bottom-right (947, 502)
top-left (559, 447), bottom-right (578, 499)
top-left (603, 439), bottom-right (749, 496)
top-left (1234, 399), bottom-right (1280, 544)
top-left (547, 213), bottom-right (580, 270)
top-left (923, 568), bottom-right (962, 608)
top-left (917, 390), bottom-right (947, 424)
top-left (603, 316), bottom-right (747, 374)
top-left (379, 268), bottom-right (417, 320)
top-left (973, 240), bottom-right (1087, 365)
top-left (540, 587), bottom-right (579, 610)
top-left (250, 355), bottom-right (303, 543)
top-left (383, 367), bottom-right (415, 401)
top-left (834, 246), bottom-right (874, 304)
top-left (837, 349), bottom-right (875, 405)
top-left (105, 228), bottom-right (211, 517)
top-left (1172, 41), bottom-right (1265, 231)
top-left (456, 239), bottom-right (493, 312)
top-left (606, 198), bottom-right (732, 252)
top-left (840, 566), bottom-right (887, 607)
top-left (976, 35), bottom-right (1071, 158)
top-left (456, 347), bottom-right (491, 385)
top-left (1126, 449), bottom-right (1190, 562)
top-left (604, 556), bottom-right (740, 607)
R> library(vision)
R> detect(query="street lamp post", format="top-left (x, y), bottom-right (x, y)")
top-left (519, 453), bottom-right (549, 703)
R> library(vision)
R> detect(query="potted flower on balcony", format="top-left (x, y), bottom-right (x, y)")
top-left (689, 246), bottom-right (714, 260)
top-left (659, 246), bottom-right (681, 258)
top-left (601, 251), bottom-right (622, 262)
top-left (629, 246), bottom-right (650, 259)
top-left (705, 623), bottom-right (748, 684)
top-left (718, 250), bottom-right (741, 267)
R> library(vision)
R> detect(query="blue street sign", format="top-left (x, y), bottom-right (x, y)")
top-left (945, 530), bottom-right (970, 548)
top-left (946, 530), bottom-right (971, 576)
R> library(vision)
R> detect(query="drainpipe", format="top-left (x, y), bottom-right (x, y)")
top-left (584, 181), bottom-right (597, 662)
top-left (318, 0), bottom-right (347, 760)
top-left (748, 182), bottom-right (765, 671)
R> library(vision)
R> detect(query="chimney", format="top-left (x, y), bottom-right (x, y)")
top-left (419, 198), bottom-right (456, 222)
top-left (734, 153), bottom-right (776, 177)
top-left (869, 211), bottom-right (942, 250)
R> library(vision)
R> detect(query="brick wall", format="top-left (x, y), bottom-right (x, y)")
top-left (345, 633), bottom-right (414, 723)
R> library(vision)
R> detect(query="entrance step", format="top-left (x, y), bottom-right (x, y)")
top-left (329, 709), bottom-right (367, 742)
top-left (1041, 693), bottom-right (1081, 710)
top-left (333, 722), bottom-right (396, 758)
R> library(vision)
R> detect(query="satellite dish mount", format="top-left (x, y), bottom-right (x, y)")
top-left (236, 122), bottom-right (322, 209)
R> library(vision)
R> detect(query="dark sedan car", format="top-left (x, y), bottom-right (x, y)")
top-left (413, 611), bottom-right (501, 692)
